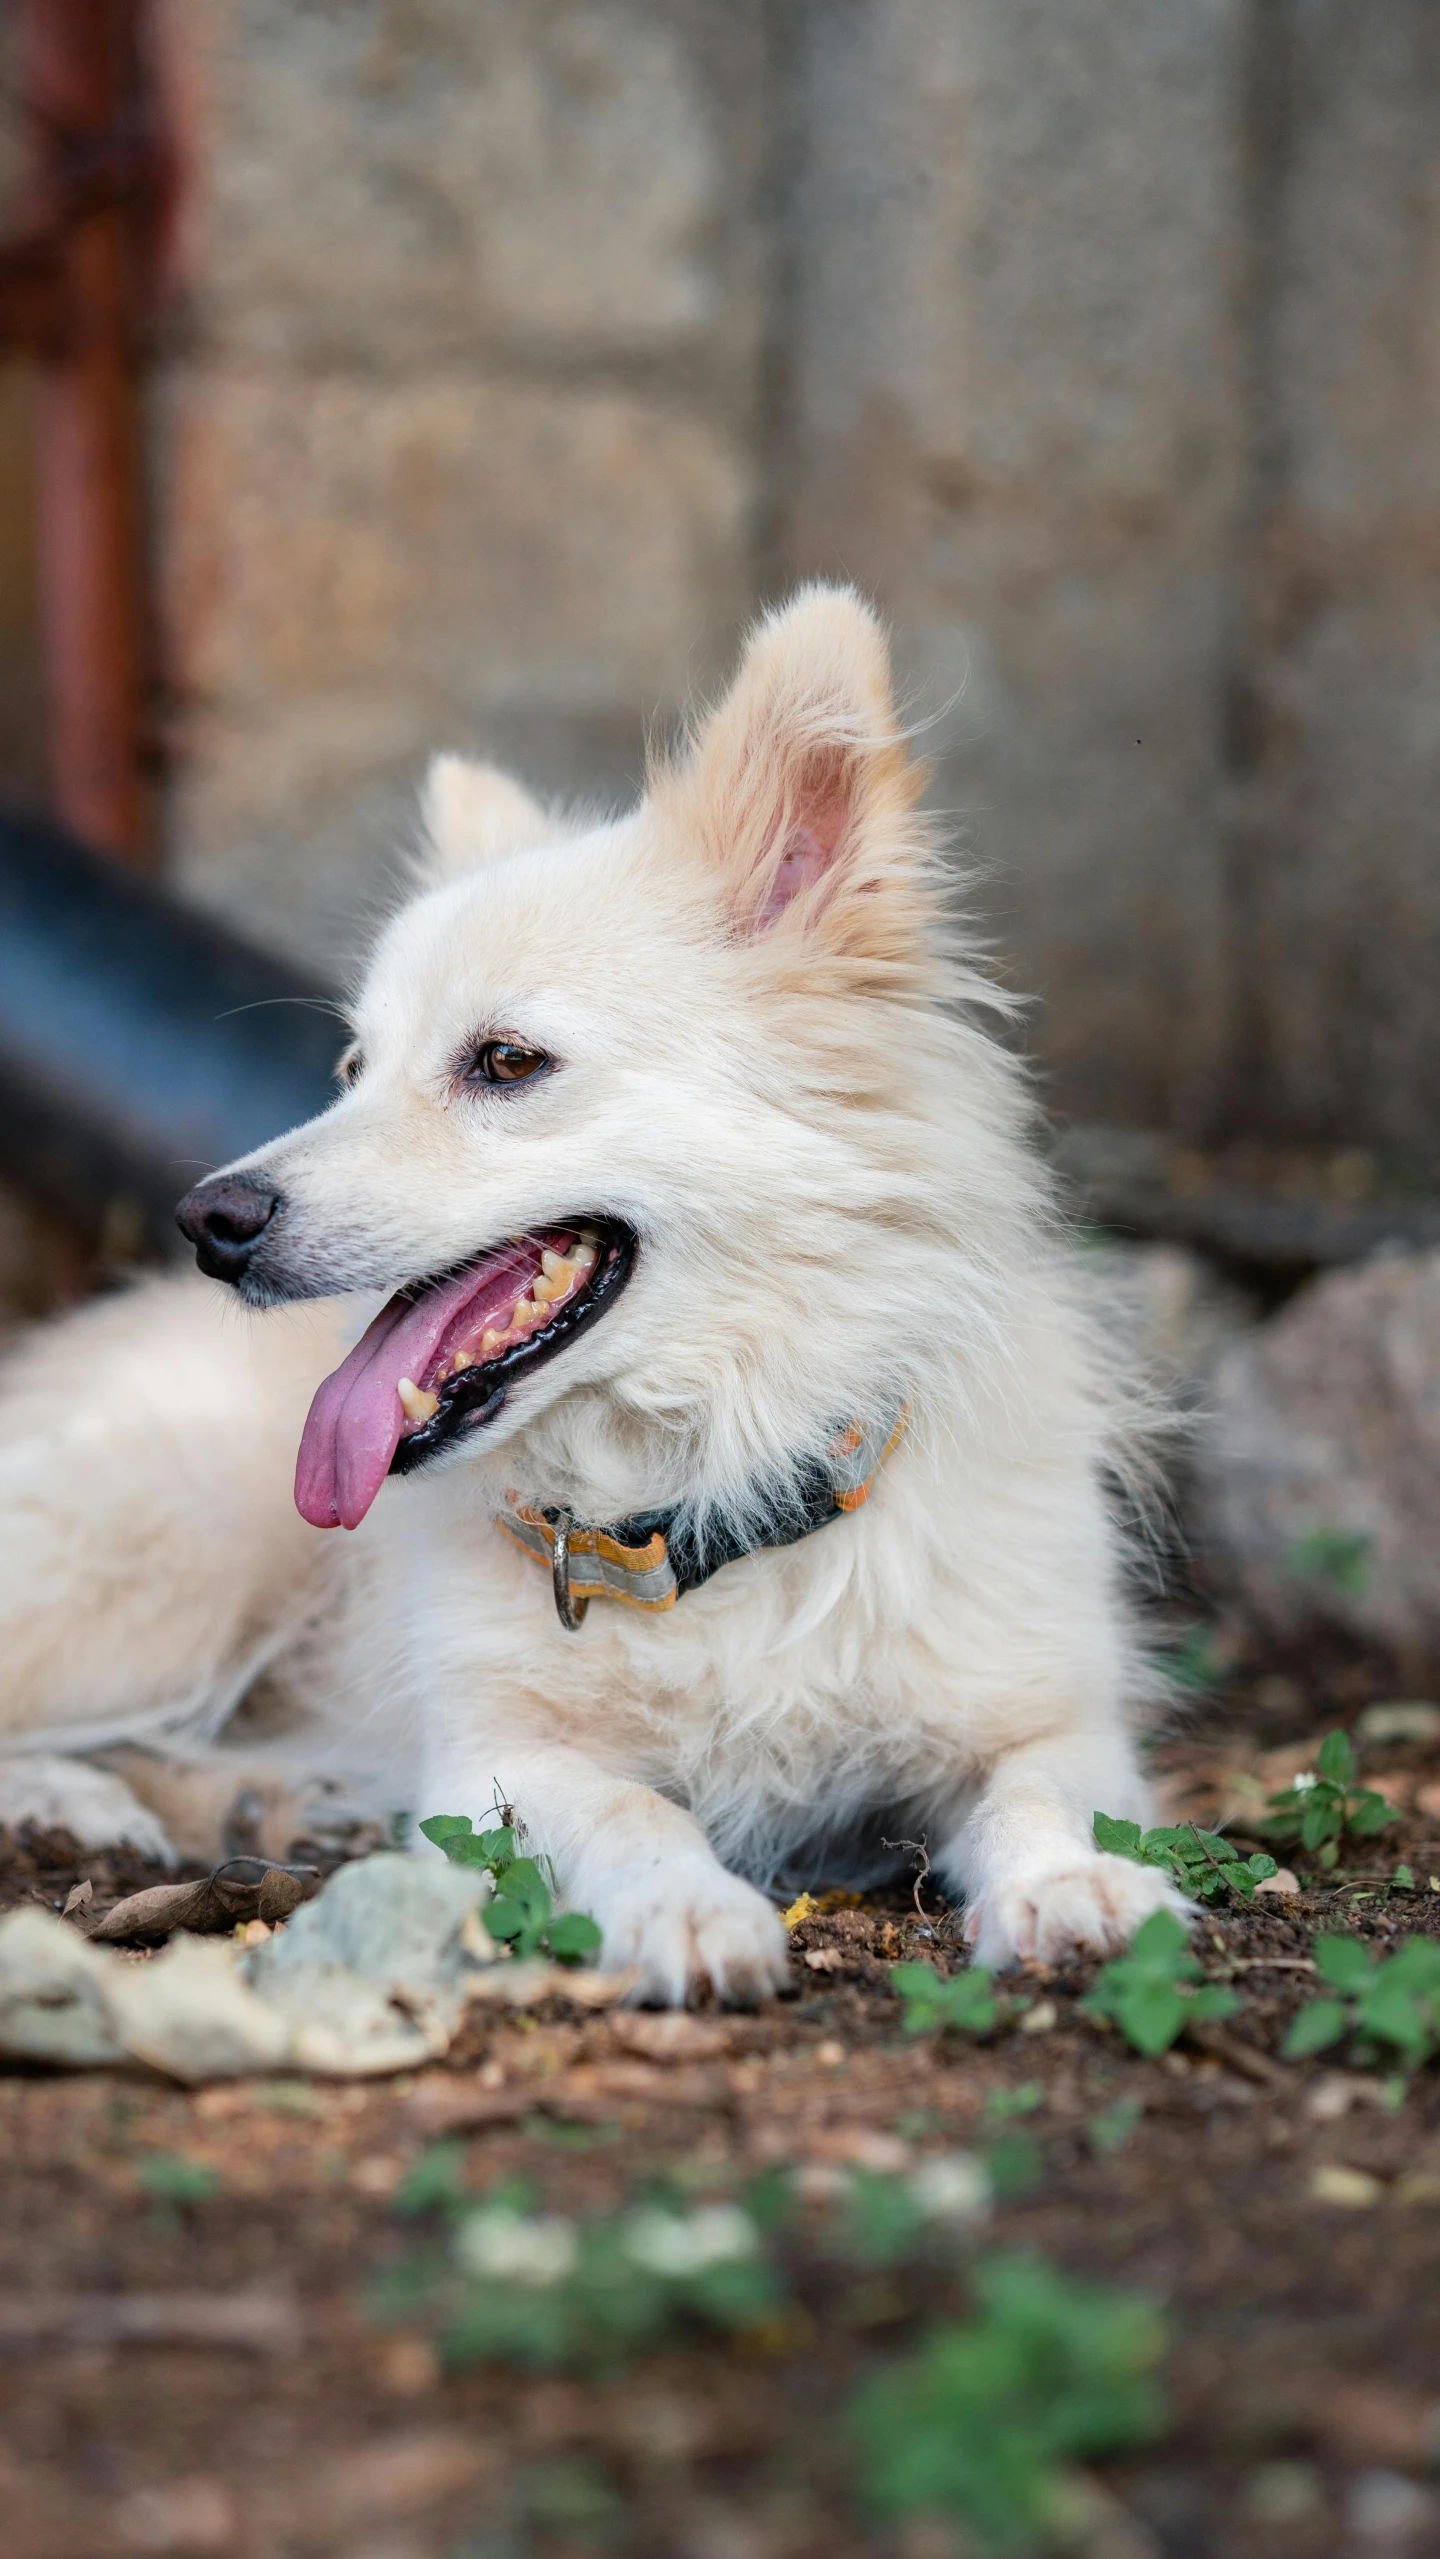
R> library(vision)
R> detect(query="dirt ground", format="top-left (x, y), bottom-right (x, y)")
top-left (3, 1703), bottom-right (1440, 2559)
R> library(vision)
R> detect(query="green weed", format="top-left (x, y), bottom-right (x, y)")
top-left (1283, 1934), bottom-right (1440, 2070)
top-left (381, 2148), bottom-right (994, 2371)
top-left (1258, 1729), bottom-right (1397, 1872)
top-left (135, 2151), bottom-right (221, 2205)
top-left (984, 2084), bottom-right (1045, 2121)
top-left (1084, 1910), bottom-right (1239, 2058)
top-left (890, 1959), bottom-right (998, 2036)
top-left (1285, 1524), bottom-right (1372, 1595)
top-left (419, 1812), bottom-right (602, 1964)
top-left (852, 2253), bottom-right (1166, 2549)
top-left (839, 2154), bottom-right (991, 2263)
top-left (1087, 2097), bottom-right (1143, 2157)
top-left (376, 2166), bottom-right (784, 2371)
top-left (1162, 1626), bottom-right (1228, 1698)
top-left (1093, 1810), bottom-right (1277, 1905)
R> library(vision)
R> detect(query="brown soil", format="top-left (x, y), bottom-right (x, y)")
top-left (3, 1726), bottom-right (1440, 2559)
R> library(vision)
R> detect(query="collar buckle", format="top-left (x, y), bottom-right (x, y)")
top-left (550, 1507), bottom-right (589, 1631)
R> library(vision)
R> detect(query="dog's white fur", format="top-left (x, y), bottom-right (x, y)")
top-left (0, 589), bottom-right (1183, 1999)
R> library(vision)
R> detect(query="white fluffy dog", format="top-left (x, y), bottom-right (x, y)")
top-left (0, 588), bottom-right (1182, 2001)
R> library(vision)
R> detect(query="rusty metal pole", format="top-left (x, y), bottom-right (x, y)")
top-left (16, 0), bottom-right (152, 866)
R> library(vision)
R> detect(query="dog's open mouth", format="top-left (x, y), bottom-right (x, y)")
top-left (294, 1218), bottom-right (636, 1530)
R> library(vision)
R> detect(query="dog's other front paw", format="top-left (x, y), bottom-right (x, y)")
top-left (589, 1856), bottom-right (789, 2007)
top-left (965, 1852), bottom-right (1190, 1969)
top-left (0, 1753), bottom-right (177, 1865)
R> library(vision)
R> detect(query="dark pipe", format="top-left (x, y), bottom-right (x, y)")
top-left (0, 802), bottom-right (343, 1252)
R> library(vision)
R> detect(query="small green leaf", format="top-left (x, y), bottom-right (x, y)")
top-left (136, 2151), bottom-right (220, 2204)
top-left (1093, 1812), bottom-right (1143, 1856)
top-left (545, 1912), bottom-right (603, 1965)
top-left (1287, 1528), bottom-right (1372, 1595)
top-left (891, 1961), bottom-right (998, 2038)
top-left (1301, 1795), bottom-right (1336, 1853)
top-left (1087, 2097), bottom-right (1143, 2156)
top-left (1349, 1792), bottom-right (1398, 1837)
top-left (419, 1812), bottom-right (502, 1871)
top-left (1314, 1935), bottom-right (1374, 1991)
top-left (1189, 1987), bottom-right (1241, 2023)
top-left (1130, 1909), bottom-right (1192, 1965)
top-left (395, 2139), bottom-right (470, 2217)
top-left (1317, 1729), bottom-right (1356, 1786)
top-left (1282, 1999), bottom-right (1349, 2059)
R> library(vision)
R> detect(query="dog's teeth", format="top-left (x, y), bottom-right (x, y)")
top-left (511, 1298), bottom-right (537, 1328)
top-left (397, 1378), bottom-right (439, 1425)
top-left (451, 1348), bottom-right (475, 1369)
top-left (541, 1249), bottom-right (568, 1280)
top-left (481, 1329), bottom-right (504, 1356)
top-left (569, 1242), bottom-right (597, 1272)
top-left (532, 1268), bottom-right (572, 1305)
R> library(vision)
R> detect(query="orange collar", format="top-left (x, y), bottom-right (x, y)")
top-left (496, 1399), bottom-right (906, 1629)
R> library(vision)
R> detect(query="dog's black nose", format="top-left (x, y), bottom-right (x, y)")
top-left (175, 1175), bottom-right (282, 1281)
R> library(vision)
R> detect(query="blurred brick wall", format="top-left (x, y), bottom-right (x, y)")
top-left (148, 0), bottom-right (1440, 1157)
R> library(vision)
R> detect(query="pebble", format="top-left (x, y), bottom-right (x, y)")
top-left (1311, 2164), bottom-right (1383, 2208)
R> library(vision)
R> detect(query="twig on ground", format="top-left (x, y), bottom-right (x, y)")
top-left (882, 1837), bottom-right (933, 1924)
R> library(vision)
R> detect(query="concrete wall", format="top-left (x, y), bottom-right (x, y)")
top-left (158, 0), bottom-right (771, 969)
top-left (148, 0), bottom-right (1440, 1157)
top-left (775, 0), bottom-right (1248, 1131)
top-left (1223, 1), bottom-right (1440, 1157)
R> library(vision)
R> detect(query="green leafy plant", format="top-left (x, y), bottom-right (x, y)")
top-left (1286, 1524), bottom-right (1372, 1595)
top-left (379, 2148), bottom-right (1003, 2373)
top-left (1283, 1934), bottom-right (1440, 2070)
top-left (135, 2151), bottom-right (221, 2205)
top-left (1258, 1729), bottom-right (1397, 1872)
top-left (1094, 1811), bottom-right (1277, 1905)
top-left (1087, 2097), bottom-right (1143, 2157)
top-left (419, 1812), bottom-right (602, 1964)
top-left (1084, 1910), bottom-right (1238, 2058)
top-left (852, 2253), bottom-right (1166, 2549)
top-left (374, 2165), bottom-right (787, 2371)
top-left (1162, 1625), bottom-right (1228, 1698)
top-left (838, 2153), bottom-right (992, 2263)
top-left (890, 1959), bottom-right (998, 2036)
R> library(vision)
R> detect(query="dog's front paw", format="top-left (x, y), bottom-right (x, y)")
top-left (589, 1856), bottom-right (789, 2008)
top-left (965, 1852), bottom-right (1190, 1969)
top-left (0, 1754), bottom-right (177, 1865)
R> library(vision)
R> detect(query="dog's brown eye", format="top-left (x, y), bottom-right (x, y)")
top-left (466, 1039), bottom-right (549, 1087)
top-left (337, 1044), bottom-right (363, 1088)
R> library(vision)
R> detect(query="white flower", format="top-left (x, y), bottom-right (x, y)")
top-left (1292, 1771), bottom-right (1319, 1794)
top-left (907, 2152), bottom-right (991, 2224)
top-left (622, 2204), bottom-right (760, 2279)
top-left (454, 2208), bottom-right (578, 2287)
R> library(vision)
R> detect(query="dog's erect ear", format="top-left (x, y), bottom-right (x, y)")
top-left (419, 755), bottom-right (554, 878)
top-left (659, 585), bottom-right (927, 949)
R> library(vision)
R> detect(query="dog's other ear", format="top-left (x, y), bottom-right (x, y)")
top-left (660, 584), bottom-right (927, 950)
top-left (419, 755), bottom-right (553, 878)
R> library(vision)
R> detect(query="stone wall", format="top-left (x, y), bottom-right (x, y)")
top-left (149, 0), bottom-right (1440, 1156)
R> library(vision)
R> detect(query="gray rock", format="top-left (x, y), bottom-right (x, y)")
top-left (1191, 1250), bottom-right (1440, 1662)
top-left (1081, 1239), bottom-right (1258, 1406)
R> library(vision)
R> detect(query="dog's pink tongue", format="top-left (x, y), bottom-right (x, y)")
top-left (295, 1263), bottom-right (508, 1532)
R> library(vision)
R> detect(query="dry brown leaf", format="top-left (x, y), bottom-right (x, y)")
top-left (87, 1859), bottom-right (320, 1945)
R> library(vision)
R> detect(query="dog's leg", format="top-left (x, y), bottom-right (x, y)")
top-left (98, 1744), bottom-right (389, 1868)
top-left (932, 1725), bottom-right (1190, 1968)
top-left (0, 1752), bottom-right (178, 1863)
top-left (420, 1733), bottom-right (788, 2007)
top-left (0, 1275), bottom-right (339, 1759)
